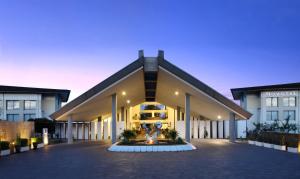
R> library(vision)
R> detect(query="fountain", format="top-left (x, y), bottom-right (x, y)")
top-left (142, 122), bottom-right (162, 145)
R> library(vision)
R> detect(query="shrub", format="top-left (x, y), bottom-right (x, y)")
top-left (168, 129), bottom-right (178, 142)
top-left (286, 136), bottom-right (298, 148)
top-left (272, 133), bottom-right (286, 146)
top-left (256, 133), bottom-right (264, 142)
top-left (247, 130), bottom-right (258, 141)
top-left (262, 132), bottom-right (273, 144)
top-left (31, 137), bottom-right (43, 144)
top-left (0, 141), bottom-right (10, 150)
top-left (120, 130), bottom-right (137, 143)
top-left (176, 137), bottom-right (185, 144)
top-left (162, 128), bottom-right (170, 139)
top-left (19, 139), bottom-right (29, 147)
top-left (28, 118), bottom-right (55, 135)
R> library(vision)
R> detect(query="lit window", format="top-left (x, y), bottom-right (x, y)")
top-left (6, 101), bottom-right (20, 110)
top-left (283, 97), bottom-right (296, 107)
top-left (283, 110), bottom-right (295, 121)
top-left (266, 111), bottom-right (278, 121)
top-left (24, 100), bottom-right (37, 110)
top-left (266, 97), bottom-right (278, 107)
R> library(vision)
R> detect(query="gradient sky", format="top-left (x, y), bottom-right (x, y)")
top-left (0, 0), bottom-right (300, 102)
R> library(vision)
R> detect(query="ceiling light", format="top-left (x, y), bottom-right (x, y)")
top-left (122, 91), bottom-right (126, 96)
top-left (217, 115), bottom-right (222, 119)
top-left (175, 91), bottom-right (179, 96)
top-left (126, 100), bottom-right (131, 104)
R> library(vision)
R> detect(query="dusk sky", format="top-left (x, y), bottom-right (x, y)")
top-left (0, 0), bottom-right (300, 102)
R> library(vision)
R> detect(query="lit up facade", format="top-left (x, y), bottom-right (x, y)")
top-left (51, 50), bottom-right (252, 143)
top-left (0, 86), bottom-right (70, 121)
top-left (232, 84), bottom-right (300, 137)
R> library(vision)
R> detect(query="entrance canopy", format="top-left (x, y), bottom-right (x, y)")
top-left (50, 50), bottom-right (251, 122)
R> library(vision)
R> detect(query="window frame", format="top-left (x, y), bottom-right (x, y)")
top-left (24, 100), bottom-right (37, 110)
top-left (6, 100), bottom-right (20, 110)
top-left (283, 110), bottom-right (296, 121)
top-left (266, 97), bottom-right (278, 107)
top-left (266, 111), bottom-right (278, 121)
top-left (7, 114), bottom-right (20, 121)
top-left (283, 97), bottom-right (296, 107)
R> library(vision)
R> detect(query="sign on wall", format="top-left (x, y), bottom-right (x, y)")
top-left (263, 91), bottom-right (298, 97)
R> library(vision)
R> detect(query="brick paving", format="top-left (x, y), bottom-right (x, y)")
top-left (0, 139), bottom-right (299, 179)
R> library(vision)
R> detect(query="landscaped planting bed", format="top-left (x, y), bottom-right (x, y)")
top-left (248, 131), bottom-right (300, 153)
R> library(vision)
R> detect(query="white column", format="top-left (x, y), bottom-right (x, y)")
top-left (81, 123), bottom-right (85, 140)
top-left (91, 121), bottom-right (95, 140)
top-left (229, 112), bottom-right (236, 142)
top-left (185, 93), bottom-right (191, 142)
top-left (97, 117), bottom-right (102, 141)
top-left (75, 123), bottom-right (78, 140)
top-left (67, 117), bottom-right (73, 144)
top-left (111, 93), bottom-right (117, 144)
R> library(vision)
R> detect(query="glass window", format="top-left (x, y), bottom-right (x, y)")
top-left (6, 101), bottom-right (20, 110)
top-left (266, 98), bottom-right (272, 107)
top-left (283, 110), bottom-right (295, 121)
top-left (140, 113), bottom-right (152, 120)
top-left (140, 104), bottom-right (166, 110)
top-left (266, 111), bottom-right (278, 121)
top-left (7, 114), bottom-right (20, 121)
top-left (266, 98), bottom-right (278, 107)
top-left (154, 112), bottom-right (168, 119)
top-left (283, 97), bottom-right (296, 107)
top-left (272, 98), bottom-right (278, 107)
top-left (24, 100), bottom-right (37, 110)
top-left (290, 97), bottom-right (296, 106)
top-left (24, 114), bottom-right (36, 121)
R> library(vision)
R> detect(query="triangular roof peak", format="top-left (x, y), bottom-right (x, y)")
top-left (51, 50), bottom-right (251, 120)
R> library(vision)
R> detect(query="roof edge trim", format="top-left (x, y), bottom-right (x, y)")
top-left (50, 58), bottom-right (144, 120)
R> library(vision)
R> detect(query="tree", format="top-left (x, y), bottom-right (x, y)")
top-left (28, 118), bottom-right (56, 135)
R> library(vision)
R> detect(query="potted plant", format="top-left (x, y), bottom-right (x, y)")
top-left (20, 138), bottom-right (30, 152)
top-left (36, 137), bottom-right (44, 148)
top-left (31, 137), bottom-right (44, 149)
top-left (15, 137), bottom-right (21, 153)
top-left (273, 133), bottom-right (286, 151)
top-left (0, 141), bottom-right (10, 156)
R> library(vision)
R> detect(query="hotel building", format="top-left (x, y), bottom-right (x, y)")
top-left (0, 86), bottom-right (70, 121)
top-left (51, 50), bottom-right (251, 143)
top-left (232, 83), bottom-right (300, 136)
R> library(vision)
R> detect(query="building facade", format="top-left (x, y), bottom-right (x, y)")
top-left (51, 50), bottom-right (251, 143)
top-left (0, 86), bottom-right (70, 121)
top-left (232, 83), bottom-right (300, 136)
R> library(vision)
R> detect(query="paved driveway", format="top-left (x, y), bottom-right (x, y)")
top-left (0, 139), bottom-right (299, 179)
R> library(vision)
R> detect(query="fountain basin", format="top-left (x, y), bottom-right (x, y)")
top-left (108, 142), bottom-right (196, 152)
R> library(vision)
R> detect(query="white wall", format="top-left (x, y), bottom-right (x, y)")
top-left (42, 96), bottom-right (56, 118)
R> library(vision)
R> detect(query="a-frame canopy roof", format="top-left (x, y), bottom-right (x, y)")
top-left (50, 51), bottom-right (251, 121)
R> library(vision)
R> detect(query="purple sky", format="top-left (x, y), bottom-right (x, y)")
top-left (0, 0), bottom-right (300, 102)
